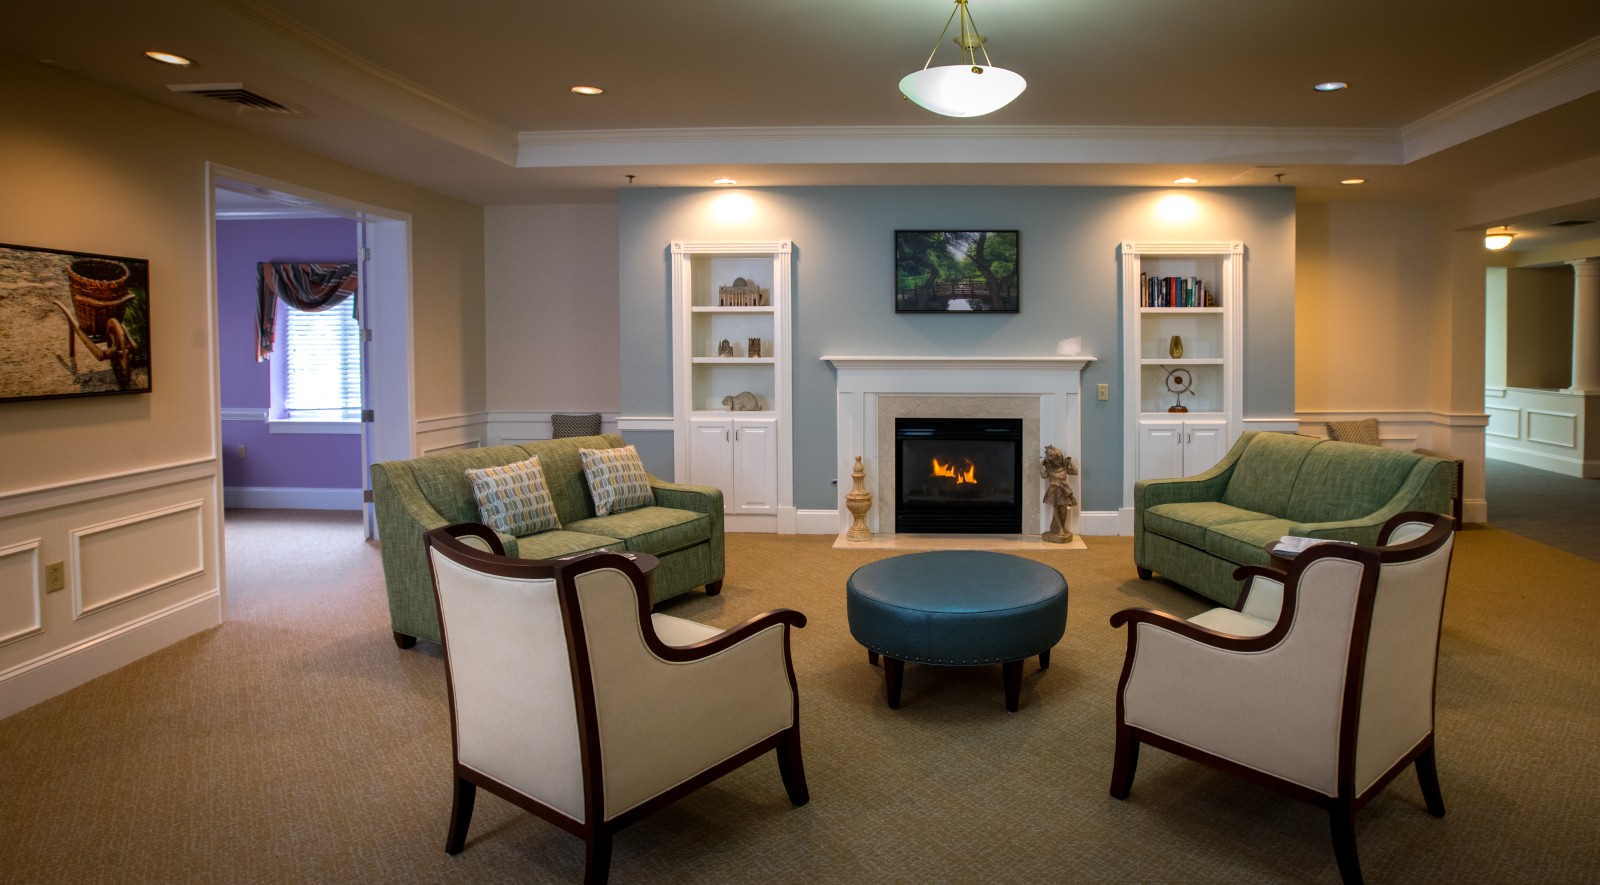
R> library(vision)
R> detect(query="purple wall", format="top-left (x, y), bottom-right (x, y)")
top-left (217, 217), bottom-right (362, 491)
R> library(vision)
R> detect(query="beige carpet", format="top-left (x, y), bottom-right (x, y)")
top-left (1, 512), bottom-right (1597, 883)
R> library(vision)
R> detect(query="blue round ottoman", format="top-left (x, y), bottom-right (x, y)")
top-left (846, 550), bottom-right (1068, 712)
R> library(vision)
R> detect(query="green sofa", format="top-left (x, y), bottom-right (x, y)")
top-left (371, 433), bottom-right (724, 647)
top-left (1134, 430), bottom-right (1454, 607)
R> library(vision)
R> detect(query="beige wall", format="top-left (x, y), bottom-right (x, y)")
top-left (483, 205), bottom-right (620, 413)
top-left (0, 51), bottom-right (484, 717)
top-left (1505, 267), bottom-right (1574, 389)
top-left (1295, 202), bottom-right (1443, 412)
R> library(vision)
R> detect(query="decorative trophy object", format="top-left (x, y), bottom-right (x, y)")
top-left (1169, 335), bottom-right (1184, 358)
top-left (845, 455), bottom-right (873, 541)
top-left (1165, 366), bottom-right (1194, 413)
top-left (748, 337), bottom-right (762, 358)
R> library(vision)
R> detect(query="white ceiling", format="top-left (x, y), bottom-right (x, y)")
top-left (7, 0), bottom-right (1600, 245)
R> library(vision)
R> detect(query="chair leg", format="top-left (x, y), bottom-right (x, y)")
top-left (704, 580), bottom-right (723, 596)
top-left (1136, 566), bottom-right (1153, 580)
top-left (776, 726), bottom-right (810, 806)
top-left (1109, 725), bottom-right (1139, 799)
top-left (1415, 746), bottom-right (1446, 818)
top-left (393, 631), bottom-right (417, 650)
top-left (444, 775), bottom-right (476, 855)
top-left (1328, 801), bottom-right (1364, 885)
top-left (583, 831), bottom-right (613, 885)
top-left (1002, 660), bottom-right (1023, 712)
top-left (884, 657), bottom-right (905, 708)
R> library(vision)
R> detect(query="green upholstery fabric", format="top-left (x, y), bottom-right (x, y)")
top-left (371, 433), bottom-right (724, 644)
top-left (1219, 432), bottom-right (1319, 515)
top-left (565, 507), bottom-right (710, 557)
top-left (1134, 430), bottom-right (1453, 606)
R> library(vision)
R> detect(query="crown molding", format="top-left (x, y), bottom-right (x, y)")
top-left (1402, 34), bottom-right (1600, 163)
top-left (515, 124), bottom-right (1404, 169)
top-left (213, 0), bottom-right (517, 163)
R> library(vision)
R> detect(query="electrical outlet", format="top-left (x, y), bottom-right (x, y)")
top-left (237, 445), bottom-right (247, 460)
top-left (1097, 383), bottom-right (1109, 401)
top-left (45, 561), bottom-right (65, 593)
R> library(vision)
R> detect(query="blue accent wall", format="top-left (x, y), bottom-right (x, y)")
top-left (619, 186), bottom-right (1295, 513)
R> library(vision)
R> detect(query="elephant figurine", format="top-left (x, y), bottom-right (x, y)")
top-left (722, 391), bottom-right (761, 411)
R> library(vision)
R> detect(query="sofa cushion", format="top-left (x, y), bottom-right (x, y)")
top-left (1285, 441), bottom-right (1425, 523)
top-left (1219, 432), bottom-right (1319, 516)
top-left (1145, 501), bottom-right (1273, 549)
top-left (411, 445), bottom-right (551, 525)
top-left (1204, 518), bottom-right (1295, 567)
top-left (1326, 418), bottom-right (1381, 447)
top-left (580, 444), bottom-right (655, 517)
top-left (514, 529), bottom-right (621, 560)
top-left (465, 456), bottom-right (560, 536)
top-left (565, 507), bottom-right (710, 557)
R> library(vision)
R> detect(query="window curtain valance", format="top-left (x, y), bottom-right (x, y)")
top-left (256, 262), bottom-right (359, 362)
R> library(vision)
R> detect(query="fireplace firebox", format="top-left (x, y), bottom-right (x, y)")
top-left (895, 417), bottom-right (1024, 533)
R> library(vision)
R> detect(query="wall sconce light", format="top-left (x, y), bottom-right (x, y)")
top-left (1484, 226), bottom-right (1516, 251)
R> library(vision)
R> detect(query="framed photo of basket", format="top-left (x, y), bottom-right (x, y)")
top-left (0, 242), bottom-right (152, 402)
top-left (894, 230), bottom-right (1019, 313)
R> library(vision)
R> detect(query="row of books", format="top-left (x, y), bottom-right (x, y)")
top-left (1141, 273), bottom-right (1214, 308)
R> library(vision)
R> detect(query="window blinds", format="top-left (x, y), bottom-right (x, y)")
top-left (283, 307), bottom-right (362, 416)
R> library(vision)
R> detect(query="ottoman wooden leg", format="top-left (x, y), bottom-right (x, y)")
top-left (884, 658), bottom-right (905, 709)
top-left (868, 649), bottom-right (880, 666)
top-left (1003, 660), bottom-right (1023, 712)
top-left (1039, 649), bottom-right (1051, 670)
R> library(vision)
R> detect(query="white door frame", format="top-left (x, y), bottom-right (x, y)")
top-left (206, 164), bottom-right (415, 550)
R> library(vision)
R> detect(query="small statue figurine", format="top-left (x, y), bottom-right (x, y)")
top-left (722, 391), bottom-right (760, 411)
top-left (1040, 445), bottom-right (1079, 543)
top-left (718, 338), bottom-right (735, 357)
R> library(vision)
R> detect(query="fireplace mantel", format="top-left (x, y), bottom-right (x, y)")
top-left (825, 355), bottom-right (1094, 538)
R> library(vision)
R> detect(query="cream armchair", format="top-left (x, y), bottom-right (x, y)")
top-left (425, 523), bottom-right (809, 885)
top-left (1109, 511), bottom-right (1455, 884)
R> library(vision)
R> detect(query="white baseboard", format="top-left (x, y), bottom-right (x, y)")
top-left (1079, 510), bottom-right (1125, 536)
top-left (224, 487), bottom-right (363, 510)
top-left (794, 509), bottom-right (842, 535)
top-left (0, 590), bottom-right (220, 720)
top-left (1485, 444), bottom-right (1598, 478)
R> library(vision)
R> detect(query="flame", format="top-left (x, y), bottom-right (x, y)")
top-left (931, 456), bottom-right (978, 484)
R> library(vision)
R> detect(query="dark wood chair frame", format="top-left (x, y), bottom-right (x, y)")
top-left (1109, 511), bottom-right (1455, 885)
top-left (425, 523), bottom-right (809, 885)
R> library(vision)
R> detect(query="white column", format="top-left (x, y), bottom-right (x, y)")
top-left (1567, 258), bottom-right (1600, 393)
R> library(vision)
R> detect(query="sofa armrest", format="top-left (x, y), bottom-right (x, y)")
top-left (648, 478), bottom-right (724, 515)
top-left (1134, 431), bottom-right (1253, 511)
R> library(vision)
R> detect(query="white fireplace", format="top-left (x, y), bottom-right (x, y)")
top-left (825, 356), bottom-right (1094, 538)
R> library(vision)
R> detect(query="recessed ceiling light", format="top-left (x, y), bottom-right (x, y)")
top-left (712, 178), bottom-right (738, 186)
top-left (1313, 81), bottom-right (1348, 92)
top-left (1174, 177), bottom-right (1199, 185)
top-left (145, 50), bottom-right (195, 67)
top-left (570, 85), bottom-right (604, 96)
top-left (1341, 178), bottom-right (1367, 185)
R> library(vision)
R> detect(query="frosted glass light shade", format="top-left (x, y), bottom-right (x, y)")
top-left (899, 64), bottom-right (1026, 117)
top-left (1484, 228), bottom-right (1515, 250)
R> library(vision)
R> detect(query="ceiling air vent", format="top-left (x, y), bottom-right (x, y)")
top-left (167, 82), bottom-right (303, 115)
top-left (1548, 219), bottom-right (1594, 227)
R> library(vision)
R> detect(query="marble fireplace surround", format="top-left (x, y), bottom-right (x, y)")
top-left (826, 356), bottom-right (1094, 538)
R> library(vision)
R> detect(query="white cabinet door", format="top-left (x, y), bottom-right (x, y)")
top-left (687, 420), bottom-right (734, 501)
top-left (1138, 422), bottom-right (1185, 481)
top-left (1183, 422), bottom-right (1229, 474)
top-left (730, 419), bottom-right (778, 514)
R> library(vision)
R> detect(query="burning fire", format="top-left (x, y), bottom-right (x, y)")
top-left (931, 456), bottom-right (977, 484)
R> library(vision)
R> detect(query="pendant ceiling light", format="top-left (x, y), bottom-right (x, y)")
top-left (1484, 226), bottom-right (1516, 251)
top-left (899, 0), bottom-right (1026, 118)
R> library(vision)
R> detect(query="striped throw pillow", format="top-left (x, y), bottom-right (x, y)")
top-left (465, 456), bottom-right (561, 536)
top-left (579, 444), bottom-right (654, 517)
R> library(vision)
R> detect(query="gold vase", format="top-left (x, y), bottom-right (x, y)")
top-left (1169, 335), bottom-right (1184, 359)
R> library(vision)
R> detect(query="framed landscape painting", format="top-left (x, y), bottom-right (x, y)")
top-left (894, 230), bottom-right (1019, 313)
top-left (0, 242), bottom-right (152, 402)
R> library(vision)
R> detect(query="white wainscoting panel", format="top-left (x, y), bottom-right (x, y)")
top-left (1526, 409), bottom-right (1578, 448)
top-left (1485, 405), bottom-right (1522, 440)
top-left (71, 500), bottom-right (206, 618)
top-left (0, 540), bottom-right (43, 647)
